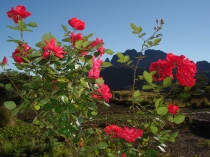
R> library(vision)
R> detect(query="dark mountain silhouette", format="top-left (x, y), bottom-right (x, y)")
top-left (196, 61), bottom-right (210, 72)
top-left (101, 49), bottom-right (210, 90)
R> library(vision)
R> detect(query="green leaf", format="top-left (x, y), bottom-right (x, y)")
top-left (62, 37), bottom-right (70, 42)
top-left (95, 78), bottom-right (104, 84)
top-left (7, 25), bottom-right (20, 30)
top-left (180, 91), bottom-right (190, 99)
top-left (142, 85), bottom-right (153, 90)
top-left (61, 95), bottom-right (69, 104)
top-left (147, 41), bottom-right (153, 46)
top-left (105, 49), bottom-right (114, 55)
top-left (139, 33), bottom-right (146, 38)
top-left (28, 22), bottom-right (38, 27)
top-left (143, 70), bottom-right (153, 83)
top-left (155, 98), bottom-right (162, 108)
top-left (41, 32), bottom-right (52, 42)
top-left (22, 28), bottom-right (33, 32)
top-left (97, 142), bottom-right (108, 149)
top-left (0, 83), bottom-right (4, 87)
top-left (18, 20), bottom-right (26, 30)
top-left (7, 39), bottom-right (22, 44)
top-left (35, 57), bottom-right (43, 63)
top-left (42, 103), bottom-right (53, 110)
top-left (4, 101), bottom-right (16, 110)
top-left (11, 108), bottom-right (19, 117)
top-left (61, 25), bottom-right (68, 32)
top-left (28, 51), bottom-right (41, 57)
top-left (133, 90), bottom-right (140, 98)
top-left (75, 40), bottom-right (83, 49)
top-left (117, 59), bottom-right (124, 63)
top-left (68, 105), bottom-right (77, 113)
top-left (5, 83), bottom-right (12, 90)
top-left (117, 52), bottom-right (124, 59)
top-left (102, 62), bottom-right (112, 67)
top-left (167, 115), bottom-right (173, 122)
top-left (169, 131), bottom-right (178, 142)
top-left (150, 124), bottom-right (158, 134)
top-left (127, 60), bottom-right (133, 65)
top-left (124, 55), bottom-right (130, 62)
top-left (163, 77), bottom-right (172, 87)
top-left (157, 107), bottom-right (168, 115)
top-left (173, 115), bottom-right (185, 124)
top-left (60, 112), bottom-right (68, 122)
top-left (153, 38), bottom-right (161, 45)
top-left (83, 41), bottom-right (90, 48)
top-left (130, 23), bottom-right (137, 31)
top-left (136, 26), bottom-right (142, 34)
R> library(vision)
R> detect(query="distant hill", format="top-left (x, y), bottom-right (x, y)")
top-left (102, 49), bottom-right (210, 90)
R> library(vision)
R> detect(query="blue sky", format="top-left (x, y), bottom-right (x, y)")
top-left (1, 1), bottom-right (210, 70)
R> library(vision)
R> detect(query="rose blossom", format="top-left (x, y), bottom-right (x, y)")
top-left (2, 56), bottom-right (8, 64)
top-left (68, 17), bottom-right (85, 30)
top-left (167, 104), bottom-right (179, 115)
top-left (7, 5), bottom-right (31, 23)
top-left (104, 125), bottom-right (122, 138)
top-left (93, 83), bottom-right (112, 102)
top-left (149, 59), bottom-right (173, 81)
top-left (88, 56), bottom-right (102, 79)
top-left (117, 126), bottom-right (143, 143)
top-left (12, 44), bottom-right (31, 63)
top-left (69, 32), bottom-right (83, 45)
top-left (42, 38), bottom-right (67, 59)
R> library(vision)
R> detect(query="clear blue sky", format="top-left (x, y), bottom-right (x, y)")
top-left (1, 1), bottom-right (210, 70)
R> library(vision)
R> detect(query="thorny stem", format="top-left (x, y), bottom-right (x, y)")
top-left (20, 30), bottom-right (24, 42)
top-left (131, 24), bottom-right (163, 113)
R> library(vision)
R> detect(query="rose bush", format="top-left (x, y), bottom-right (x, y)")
top-left (1, 5), bottom-right (197, 157)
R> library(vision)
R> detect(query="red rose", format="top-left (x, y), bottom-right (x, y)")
top-left (91, 37), bottom-right (104, 47)
top-left (69, 32), bottom-right (83, 45)
top-left (68, 18), bottom-right (85, 30)
top-left (42, 38), bottom-right (67, 59)
top-left (93, 83), bottom-right (112, 102)
top-left (12, 44), bottom-right (31, 63)
top-left (117, 126), bottom-right (143, 143)
top-left (149, 59), bottom-right (173, 81)
top-left (2, 56), bottom-right (8, 64)
top-left (104, 125), bottom-right (122, 138)
top-left (88, 67), bottom-right (100, 79)
top-left (7, 5), bottom-right (31, 23)
top-left (167, 104), bottom-right (179, 115)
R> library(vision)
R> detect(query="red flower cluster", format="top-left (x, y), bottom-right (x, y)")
top-left (167, 104), bottom-right (179, 115)
top-left (12, 44), bottom-right (31, 63)
top-left (149, 53), bottom-right (196, 87)
top-left (42, 38), bottom-right (67, 59)
top-left (88, 56), bottom-right (102, 79)
top-left (93, 83), bottom-right (112, 102)
top-left (91, 37), bottom-right (105, 56)
top-left (7, 5), bottom-right (31, 23)
top-left (104, 125), bottom-right (143, 143)
top-left (68, 17), bottom-right (85, 30)
top-left (68, 18), bottom-right (105, 56)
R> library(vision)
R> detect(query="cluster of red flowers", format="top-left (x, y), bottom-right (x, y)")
top-left (149, 53), bottom-right (196, 87)
top-left (12, 44), bottom-right (31, 63)
top-left (67, 18), bottom-right (112, 102)
top-left (42, 38), bottom-right (67, 59)
top-left (104, 125), bottom-right (143, 143)
top-left (68, 18), bottom-right (105, 56)
top-left (7, 5), bottom-right (31, 23)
